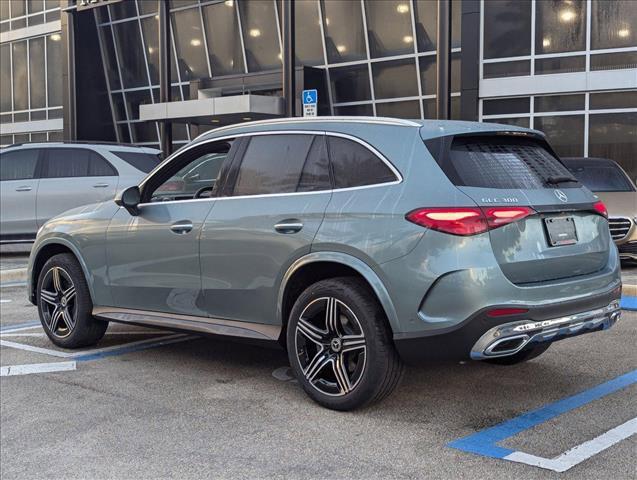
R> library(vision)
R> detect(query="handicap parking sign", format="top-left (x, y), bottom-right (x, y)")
top-left (302, 89), bottom-right (318, 117)
top-left (302, 89), bottom-right (317, 105)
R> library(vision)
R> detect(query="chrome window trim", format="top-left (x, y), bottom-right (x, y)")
top-left (137, 129), bottom-right (403, 206)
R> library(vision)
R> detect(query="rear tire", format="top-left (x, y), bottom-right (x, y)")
top-left (37, 253), bottom-right (108, 348)
top-left (484, 343), bottom-right (551, 365)
top-left (287, 277), bottom-right (403, 411)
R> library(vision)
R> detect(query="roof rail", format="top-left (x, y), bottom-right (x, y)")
top-left (2, 140), bottom-right (157, 149)
top-left (195, 116), bottom-right (421, 141)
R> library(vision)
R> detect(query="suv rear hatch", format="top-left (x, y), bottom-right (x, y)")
top-left (424, 131), bottom-right (611, 284)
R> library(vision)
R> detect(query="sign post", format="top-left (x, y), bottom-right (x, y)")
top-left (302, 89), bottom-right (318, 117)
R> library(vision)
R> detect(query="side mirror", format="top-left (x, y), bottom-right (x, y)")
top-left (114, 186), bottom-right (141, 216)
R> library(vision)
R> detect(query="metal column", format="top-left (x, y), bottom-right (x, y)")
top-left (158, 0), bottom-right (172, 155)
top-left (436, 0), bottom-right (451, 120)
top-left (282, 0), bottom-right (296, 117)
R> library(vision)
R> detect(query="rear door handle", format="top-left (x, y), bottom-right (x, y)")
top-left (274, 220), bottom-right (303, 234)
top-left (15, 186), bottom-right (32, 192)
top-left (170, 222), bottom-right (193, 234)
top-left (93, 183), bottom-right (109, 188)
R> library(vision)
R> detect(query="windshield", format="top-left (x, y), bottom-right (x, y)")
top-left (565, 163), bottom-right (635, 192)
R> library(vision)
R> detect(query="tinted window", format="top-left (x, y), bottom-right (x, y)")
top-left (564, 162), bottom-right (635, 192)
top-left (298, 137), bottom-right (331, 192)
top-left (441, 137), bottom-right (575, 189)
top-left (233, 135), bottom-right (314, 196)
top-left (88, 153), bottom-right (117, 176)
top-left (151, 143), bottom-right (233, 202)
top-left (45, 149), bottom-right (89, 178)
top-left (327, 137), bottom-right (397, 189)
top-left (111, 151), bottom-right (161, 173)
top-left (0, 150), bottom-right (39, 181)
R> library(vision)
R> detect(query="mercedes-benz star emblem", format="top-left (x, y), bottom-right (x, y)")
top-left (554, 189), bottom-right (568, 203)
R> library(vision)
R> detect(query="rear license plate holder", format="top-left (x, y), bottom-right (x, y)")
top-left (544, 217), bottom-right (578, 246)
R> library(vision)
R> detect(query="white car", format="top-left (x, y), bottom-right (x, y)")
top-left (0, 142), bottom-right (161, 243)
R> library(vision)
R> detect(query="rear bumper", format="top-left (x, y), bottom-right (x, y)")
top-left (393, 286), bottom-right (622, 364)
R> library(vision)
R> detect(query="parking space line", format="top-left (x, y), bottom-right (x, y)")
top-left (448, 369), bottom-right (637, 471)
top-left (0, 339), bottom-right (74, 358)
top-left (0, 322), bottom-right (41, 333)
top-left (620, 295), bottom-right (637, 311)
top-left (504, 418), bottom-right (637, 473)
top-left (1, 361), bottom-right (77, 377)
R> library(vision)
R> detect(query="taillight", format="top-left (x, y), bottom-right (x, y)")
top-left (406, 206), bottom-right (535, 236)
top-left (592, 200), bottom-right (608, 218)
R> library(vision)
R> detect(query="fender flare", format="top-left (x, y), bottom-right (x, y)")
top-left (29, 236), bottom-right (97, 304)
top-left (277, 251), bottom-right (399, 332)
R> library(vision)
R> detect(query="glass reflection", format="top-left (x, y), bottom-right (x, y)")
top-left (365, 0), bottom-right (414, 58)
top-left (202, 1), bottom-right (244, 75)
top-left (536, 0), bottom-right (586, 54)
top-left (321, 0), bottom-right (366, 63)
top-left (239, 0), bottom-right (280, 72)
top-left (172, 7), bottom-right (208, 81)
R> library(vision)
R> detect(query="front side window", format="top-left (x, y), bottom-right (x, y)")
top-left (111, 151), bottom-right (162, 173)
top-left (0, 149), bottom-right (39, 181)
top-left (233, 135), bottom-right (315, 196)
top-left (150, 142), bottom-right (233, 202)
top-left (327, 137), bottom-right (397, 189)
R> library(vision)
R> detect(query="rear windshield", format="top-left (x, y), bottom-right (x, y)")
top-left (564, 163), bottom-right (635, 192)
top-left (442, 137), bottom-right (575, 189)
top-left (111, 151), bottom-right (161, 173)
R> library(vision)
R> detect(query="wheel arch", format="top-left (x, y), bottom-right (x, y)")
top-left (29, 238), bottom-right (95, 305)
top-left (277, 252), bottom-right (399, 341)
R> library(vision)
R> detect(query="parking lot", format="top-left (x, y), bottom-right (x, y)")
top-left (1, 261), bottom-right (635, 480)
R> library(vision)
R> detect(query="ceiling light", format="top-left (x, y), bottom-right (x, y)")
top-left (277, 53), bottom-right (282, 60)
top-left (148, 47), bottom-right (155, 54)
top-left (50, 33), bottom-right (61, 41)
top-left (242, 117), bottom-right (252, 121)
top-left (224, 0), bottom-right (234, 6)
top-left (249, 28), bottom-right (261, 38)
top-left (618, 28), bottom-right (630, 38)
top-left (324, 17), bottom-right (330, 26)
top-left (396, 4), bottom-right (409, 14)
top-left (403, 35), bottom-right (413, 44)
top-left (559, 9), bottom-right (576, 22)
top-left (336, 44), bottom-right (346, 53)
top-left (190, 38), bottom-right (201, 47)
top-left (211, 119), bottom-right (220, 123)
top-left (542, 37), bottom-right (551, 47)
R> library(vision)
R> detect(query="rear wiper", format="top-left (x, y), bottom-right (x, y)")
top-left (546, 175), bottom-right (578, 185)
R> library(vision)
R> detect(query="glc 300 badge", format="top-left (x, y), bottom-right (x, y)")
top-left (554, 189), bottom-right (568, 203)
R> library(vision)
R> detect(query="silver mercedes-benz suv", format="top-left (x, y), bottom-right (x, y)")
top-left (27, 118), bottom-right (622, 410)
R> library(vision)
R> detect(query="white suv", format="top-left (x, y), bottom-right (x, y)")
top-left (0, 142), bottom-right (161, 243)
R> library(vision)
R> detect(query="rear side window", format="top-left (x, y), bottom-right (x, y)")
top-left (111, 151), bottom-right (161, 173)
top-left (0, 149), bottom-right (39, 181)
top-left (327, 136), bottom-right (397, 189)
top-left (233, 134), bottom-right (314, 196)
top-left (565, 163), bottom-right (635, 192)
top-left (44, 149), bottom-right (114, 178)
top-left (444, 137), bottom-right (575, 189)
top-left (298, 136), bottom-right (331, 192)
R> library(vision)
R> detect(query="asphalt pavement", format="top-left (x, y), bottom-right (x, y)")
top-left (1, 280), bottom-right (636, 479)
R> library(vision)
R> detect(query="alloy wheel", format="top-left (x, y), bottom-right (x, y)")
top-left (39, 266), bottom-right (77, 338)
top-left (294, 297), bottom-right (367, 396)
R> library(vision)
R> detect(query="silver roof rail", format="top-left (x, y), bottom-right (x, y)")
top-left (194, 116), bottom-right (421, 141)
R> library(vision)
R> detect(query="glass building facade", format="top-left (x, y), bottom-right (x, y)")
top-left (0, 0), bottom-right (64, 145)
top-left (0, 0), bottom-right (635, 180)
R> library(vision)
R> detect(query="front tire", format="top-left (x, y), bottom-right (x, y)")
top-left (37, 253), bottom-right (108, 348)
top-left (287, 277), bottom-right (403, 411)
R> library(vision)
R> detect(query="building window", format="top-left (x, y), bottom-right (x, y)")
top-left (591, 0), bottom-right (637, 50)
top-left (483, 0), bottom-right (532, 59)
top-left (239, 0), bottom-right (281, 72)
top-left (365, 0), bottom-right (414, 58)
top-left (321, 0), bottom-right (366, 63)
top-left (535, 0), bottom-right (586, 55)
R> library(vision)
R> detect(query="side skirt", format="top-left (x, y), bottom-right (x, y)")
top-left (92, 307), bottom-right (281, 341)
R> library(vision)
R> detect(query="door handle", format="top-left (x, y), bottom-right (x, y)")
top-left (170, 222), bottom-right (193, 234)
top-left (93, 183), bottom-right (109, 188)
top-left (15, 186), bottom-right (32, 192)
top-left (274, 220), bottom-right (303, 234)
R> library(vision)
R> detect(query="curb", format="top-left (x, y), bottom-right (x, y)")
top-left (0, 268), bottom-right (28, 285)
top-left (623, 284), bottom-right (637, 297)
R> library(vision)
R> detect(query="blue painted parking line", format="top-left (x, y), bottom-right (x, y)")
top-left (448, 369), bottom-right (637, 468)
top-left (74, 334), bottom-right (198, 362)
top-left (0, 321), bottom-right (40, 333)
top-left (620, 295), bottom-right (637, 311)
